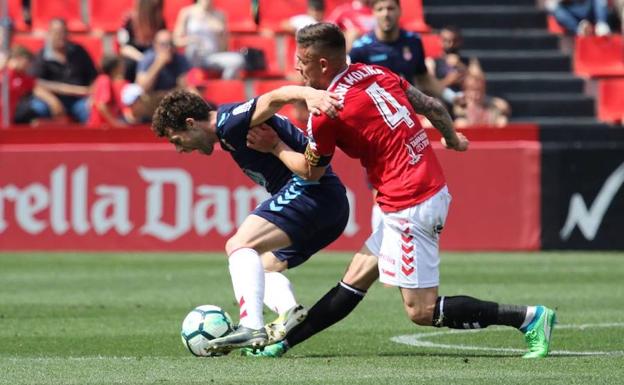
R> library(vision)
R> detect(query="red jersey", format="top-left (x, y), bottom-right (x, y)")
top-left (88, 75), bottom-right (127, 127)
top-left (0, 68), bottom-right (35, 123)
top-left (326, 1), bottom-right (374, 34)
top-left (305, 63), bottom-right (446, 212)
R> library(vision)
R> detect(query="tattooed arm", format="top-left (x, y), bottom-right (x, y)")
top-left (405, 84), bottom-right (469, 151)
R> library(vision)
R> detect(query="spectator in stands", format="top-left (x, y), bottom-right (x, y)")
top-left (349, 0), bottom-right (461, 105)
top-left (282, 0), bottom-right (326, 34)
top-left (137, 29), bottom-right (191, 93)
top-left (426, 25), bottom-right (470, 93)
top-left (29, 18), bottom-right (97, 123)
top-left (545, 0), bottom-right (611, 36)
top-left (0, 46), bottom-right (36, 124)
top-left (88, 55), bottom-right (129, 128)
top-left (326, 0), bottom-right (375, 51)
top-left (136, 29), bottom-right (191, 117)
top-left (118, 0), bottom-right (166, 82)
top-left (453, 63), bottom-right (510, 128)
top-left (173, 0), bottom-right (245, 80)
top-left (120, 83), bottom-right (150, 124)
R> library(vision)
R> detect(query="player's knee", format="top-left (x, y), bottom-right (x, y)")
top-left (225, 236), bottom-right (251, 257)
top-left (405, 305), bottom-right (434, 326)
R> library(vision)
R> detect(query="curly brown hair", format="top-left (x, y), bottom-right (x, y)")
top-left (151, 90), bottom-right (212, 137)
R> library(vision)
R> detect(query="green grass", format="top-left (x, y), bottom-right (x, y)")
top-left (0, 252), bottom-right (623, 385)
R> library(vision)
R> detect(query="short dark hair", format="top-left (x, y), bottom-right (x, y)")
top-left (308, 0), bottom-right (325, 11)
top-left (296, 22), bottom-right (345, 57)
top-left (9, 45), bottom-right (34, 60)
top-left (152, 90), bottom-right (212, 137)
top-left (371, 0), bottom-right (400, 7)
top-left (101, 55), bottom-right (122, 76)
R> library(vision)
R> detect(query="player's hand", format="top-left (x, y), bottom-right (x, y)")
top-left (441, 132), bottom-right (469, 151)
top-left (305, 89), bottom-right (343, 118)
top-left (246, 124), bottom-right (280, 153)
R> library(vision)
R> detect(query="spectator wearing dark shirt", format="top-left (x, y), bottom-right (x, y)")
top-left (349, 0), bottom-right (460, 105)
top-left (29, 18), bottom-right (97, 123)
top-left (426, 25), bottom-right (470, 93)
top-left (136, 29), bottom-right (191, 92)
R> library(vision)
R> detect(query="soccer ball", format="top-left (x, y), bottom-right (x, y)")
top-left (181, 304), bottom-right (235, 357)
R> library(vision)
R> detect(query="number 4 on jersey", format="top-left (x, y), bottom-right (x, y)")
top-left (365, 82), bottom-right (415, 130)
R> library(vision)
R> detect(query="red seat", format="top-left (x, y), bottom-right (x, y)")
top-left (420, 33), bottom-right (442, 59)
top-left (90, 0), bottom-right (134, 32)
top-left (574, 36), bottom-right (624, 77)
top-left (11, 34), bottom-right (45, 54)
top-left (400, 0), bottom-right (429, 33)
top-left (325, 0), bottom-right (351, 15)
top-left (229, 35), bottom-right (283, 78)
top-left (258, 0), bottom-right (307, 32)
top-left (69, 34), bottom-right (105, 68)
top-left (253, 79), bottom-right (305, 126)
top-left (31, 0), bottom-right (87, 32)
top-left (547, 15), bottom-right (566, 35)
top-left (8, 0), bottom-right (29, 31)
top-left (598, 78), bottom-right (624, 124)
top-left (213, 0), bottom-right (257, 33)
top-left (202, 79), bottom-right (247, 105)
top-left (163, 0), bottom-right (194, 30)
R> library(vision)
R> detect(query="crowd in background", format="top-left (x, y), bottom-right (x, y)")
top-left (1, 0), bottom-right (623, 129)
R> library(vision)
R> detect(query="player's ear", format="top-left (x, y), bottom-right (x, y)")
top-left (319, 57), bottom-right (329, 74)
top-left (185, 117), bottom-right (195, 129)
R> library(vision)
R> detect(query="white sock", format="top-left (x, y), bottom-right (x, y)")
top-left (228, 248), bottom-right (265, 330)
top-left (264, 271), bottom-right (297, 315)
top-left (520, 306), bottom-right (537, 331)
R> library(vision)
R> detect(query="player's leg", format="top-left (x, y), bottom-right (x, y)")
top-left (242, 246), bottom-right (378, 357)
top-left (394, 187), bottom-right (556, 357)
top-left (207, 214), bottom-right (292, 352)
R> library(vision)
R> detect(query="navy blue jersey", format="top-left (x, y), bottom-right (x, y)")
top-left (349, 30), bottom-right (427, 84)
top-left (216, 98), bottom-right (341, 195)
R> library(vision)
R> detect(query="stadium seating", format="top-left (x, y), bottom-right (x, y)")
top-left (11, 33), bottom-right (105, 68)
top-left (202, 79), bottom-right (247, 105)
top-left (597, 78), bottom-right (624, 124)
top-left (420, 33), bottom-right (442, 59)
top-left (574, 36), bottom-right (624, 77)
top-left (11, 34), bottom-right (44, 54)
top-left (400, 0), bottom-right (429, 32)
top-left (8, 0), bottom-right (29, 31)
top-left (258, 0), bottom-right (307, 32)
top-left (229, 34), bottom-right (283, 78)
top-left (31, 0), bottom-right (87, 32)
top-left (213, 0), bottom-right (257, 33)
top-left (89, 0), bottom-right (133, 32)
top-left (547, 15), bottom-right (566, 35)
top-left (163, 0), bottom-right (194, 30)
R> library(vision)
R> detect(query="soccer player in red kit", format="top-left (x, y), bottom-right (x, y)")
top-left (244, 22), bottom-right (556, 359)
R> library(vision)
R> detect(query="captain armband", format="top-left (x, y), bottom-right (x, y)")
top-left (304, 145), bottom-right (332, 167)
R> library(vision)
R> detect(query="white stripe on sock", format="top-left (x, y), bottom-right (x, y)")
top-left (339, 281), bottom-right (366, 297)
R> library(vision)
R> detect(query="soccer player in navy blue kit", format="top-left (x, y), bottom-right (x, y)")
top-left (349, 0), bottom-right (460, 104)
top-left (151, 88), bottom-right (346, 353)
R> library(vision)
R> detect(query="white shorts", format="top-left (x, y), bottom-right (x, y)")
top-left (365, 186), bottom-right (451, 289)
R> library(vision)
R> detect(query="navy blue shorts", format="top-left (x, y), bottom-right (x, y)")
top-left (253, 177), bottom-right (349, 269)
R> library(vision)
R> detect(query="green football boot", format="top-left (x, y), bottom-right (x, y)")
top-left (240, 341), bottom-right (288, 358)
top-left (523, 305), bottom-right (556, 358)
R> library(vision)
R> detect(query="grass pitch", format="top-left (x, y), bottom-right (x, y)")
top-left (0, 252), bottom-right (623, 385)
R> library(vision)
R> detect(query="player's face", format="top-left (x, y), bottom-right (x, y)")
top-left (295, 47), bottom-right (324, 89)
top-left (166, 121), bottom-right (215, 155)
top-left (373, 0), bottom-right (401, 33)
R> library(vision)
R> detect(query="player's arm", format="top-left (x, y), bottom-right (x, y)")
top-left (405, 84), bottom-right (469, 151)
top-left (246, 124), bottom-right (327, 181)
top-left (250, 85), bottom-right (342, 127)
